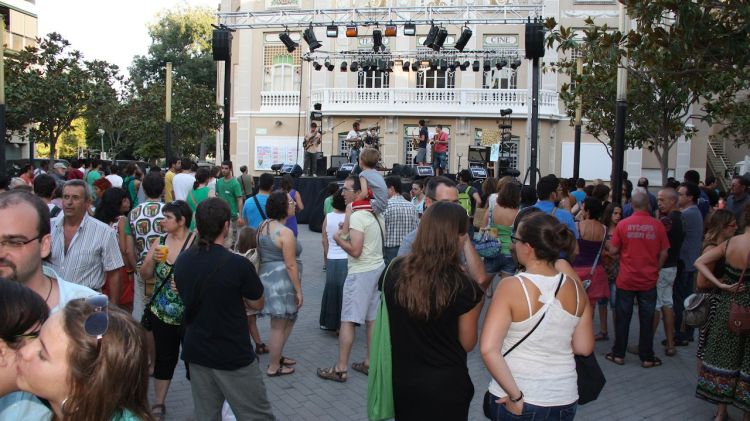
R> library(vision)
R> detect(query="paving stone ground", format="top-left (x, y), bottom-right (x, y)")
top-left (150, 226), bottom-right (740, 420)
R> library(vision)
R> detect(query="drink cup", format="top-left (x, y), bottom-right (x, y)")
top-left (157, 245), bottom-right (169, 262)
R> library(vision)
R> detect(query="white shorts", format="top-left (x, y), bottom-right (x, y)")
top-left (340, 264), bottom-right (385, 325)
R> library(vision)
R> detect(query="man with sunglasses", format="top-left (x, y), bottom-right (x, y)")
top-left (0, 190), bottom-right (95, 419)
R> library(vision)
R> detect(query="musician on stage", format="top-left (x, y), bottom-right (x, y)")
top-left (345, 122), bottom-right (362, 164)
top-left (304, 122), bottom-right (323, 177)
top-left (433, 124), bottom-right (449, 176)
top-left (415, 119), bottom-right (429, 166)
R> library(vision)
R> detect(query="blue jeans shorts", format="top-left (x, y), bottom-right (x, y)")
top-left (489, 395), bottom-right (577, 421)
top-left (433, 152), bottom-right (448, 169)
top-left (484, 252), bottom-right (517, 276)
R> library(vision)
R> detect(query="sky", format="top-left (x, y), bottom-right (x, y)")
top-left (36, 0), bottom-right (220, 73)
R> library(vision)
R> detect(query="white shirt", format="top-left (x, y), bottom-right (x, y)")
top-left (106, 174), bottom-right (123, 188)
top-left (173, 173), bottom-right (196, 201)
top-left (325, 212), bottom-right (347, 259)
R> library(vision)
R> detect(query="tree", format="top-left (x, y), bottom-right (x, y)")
top-left (5, 33), bottom-right (120, 158)
top-left (547, 1), bottom-right (750, 184)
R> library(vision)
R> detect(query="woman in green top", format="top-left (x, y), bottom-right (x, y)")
top-left (186, 167), bottom-right (214, 230)
top-left (322, 182), bottom-right (339, 215)
top-left (16, 296), bottom-right (154, 421)
top-left (484, 181), bottom-right (520, 296)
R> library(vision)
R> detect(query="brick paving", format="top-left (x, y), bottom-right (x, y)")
top-left (151, 226), bottom-right (738, 420)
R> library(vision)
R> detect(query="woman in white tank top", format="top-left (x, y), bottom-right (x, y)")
top-left (320, 190), bottom-right (348, 331)
top-left (480, 213), bottom-right (594, 420)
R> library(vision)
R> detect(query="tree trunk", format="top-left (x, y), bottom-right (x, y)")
top-left (199, 135), bottom-right (207, 162)
top-left (659, 142), bottom-right (670, 187)
top-left (47, 133), bottom-right (57, 159)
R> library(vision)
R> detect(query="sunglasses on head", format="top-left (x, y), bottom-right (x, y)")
top-left (83, 295), bottom-right (109, 349)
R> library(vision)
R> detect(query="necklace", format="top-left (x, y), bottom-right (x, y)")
top-left (44, 276), bottom-right (53, 303)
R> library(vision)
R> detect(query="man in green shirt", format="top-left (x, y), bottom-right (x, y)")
top-left (216, 160), bottom-right (245, 248)
top-left (85, 159), bottom-right (103, 186)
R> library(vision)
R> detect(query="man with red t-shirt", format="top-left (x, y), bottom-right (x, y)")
top-left (432, 125), bottom-right (449, 175)
top-left (606, 193), bottom-right (669, 368)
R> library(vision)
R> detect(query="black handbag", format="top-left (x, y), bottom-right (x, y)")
top-left (575, 353), bottom-right (606, 405)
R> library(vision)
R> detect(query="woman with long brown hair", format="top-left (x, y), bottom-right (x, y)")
top-left (382, 201), bottom-right (484, 420)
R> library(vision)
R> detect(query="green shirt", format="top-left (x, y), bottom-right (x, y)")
top-left (86, 169), bottom-right (102, 186)
top-left (216, 177), bottom-right (243, 218)
top-left (187, 187), bottom-right (212, 230)
top-left (323, 195), bottom-right (334, 215)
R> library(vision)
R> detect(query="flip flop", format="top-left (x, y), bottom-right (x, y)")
top-left (280, 356), bottom-right (296, 366)
top-left (352, 361), bottom-right (369, 375)
top-left (605, 352), bottom-right (625, 366)
top-left (317, 367), bottom-right (347, 382)
top-left (641, 357), bottom-right (663, 368)
top-left (267, 365), bottom-right (295, 377)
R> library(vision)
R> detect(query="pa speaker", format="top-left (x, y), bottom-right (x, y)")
top-left (280, 164), bottom-right (303, 178)
top-left (316, 155), bottom-right (328, 176)
top-left (524, 22), bottom-right (545, 59)
top-left (212, 30), bottom-right (231, 61)
top-left (330, 155), bottom-right (349, 168)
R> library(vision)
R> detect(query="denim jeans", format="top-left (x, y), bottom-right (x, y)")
top-left (348, 148), bottom-right (360, 164)
top-left (489, 395), bottom-right (577, 421)
top-left (673, 267), bottom-right (695, 341)
top-left (612, 287), bottom-right (657, 361)
top-left (433, 152), bottom-right (448, 170)
top-left (383, 246), bottom-right (399, 267)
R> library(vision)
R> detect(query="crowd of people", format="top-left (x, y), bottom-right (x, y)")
top-left (1, 151), bottom-right (750, 420)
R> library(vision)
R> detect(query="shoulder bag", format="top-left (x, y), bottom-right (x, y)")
top-left (367, 258), bottom-right (397, 421)
top-left (582, 225), bottom-right (608, 290)
top-left (685, 241), bottom-right (730, 328)
top-left (728, 249), bottom-right (750, 335)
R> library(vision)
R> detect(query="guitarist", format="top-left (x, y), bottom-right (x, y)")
top-left (345, 122), bottom-right (363, 164)
top-left (304, 122), bottom-right (323, 176)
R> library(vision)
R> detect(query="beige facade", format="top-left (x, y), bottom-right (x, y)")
top-left (217, 0), bottom-right (747, 186)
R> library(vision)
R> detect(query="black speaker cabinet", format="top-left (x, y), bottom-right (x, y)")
top-left (524, 22), bottom-right (545, 59)
top-left (212, 30), bottom-right (231, 61)
top-left (316, 155), bottom-right (328, 176)
top-left (280, 164), bottom-right (303, 178)
top-left (330, 155), bottom-right (349, 169)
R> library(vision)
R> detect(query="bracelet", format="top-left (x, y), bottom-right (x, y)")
top-left (509, 391), bottom-right (524, 403)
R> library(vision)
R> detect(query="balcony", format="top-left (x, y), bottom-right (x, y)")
top-left (259, 91), bottom-right (300, 112)
top-left (310, 88), bottom-right (560, 118)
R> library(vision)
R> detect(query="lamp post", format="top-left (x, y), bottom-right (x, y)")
top-left (165, 62), bottom-right (173, 165)
top-left (97, 128), bottom-right (105, 160)
top-left (0, 20), bottom-right (5, 176)
top-left (612, 2), bottom-right (629, 207)
top-left (573, 57), bottom-right (583, 181)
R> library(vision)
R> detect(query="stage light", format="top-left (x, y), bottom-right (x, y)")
top-left (510, 59), bottom-right (522, 70)
top-left (454, 27), bottom-right (472, 52)
top-left (483, 61), bottom-right (491, 72)
top-left (326, 25), bottom-right (338, 38)
top-left (472, 60), bottom-right (480, 72)
top-left (340, 61), bottom-right (348, 72)
top-left (312, 61), bottom-right (322, 71)
top-left (431, 28), bottom-right (448, 51)
top-left (430, 60), bottom-right (439, 71)
top-left (460, 61), bottom-right (470, 71)
top-left (385, 61), bottom-right (394, 72)
top-left (423, 25), bottom-right (439, 48)
top-left (448, 62), bottom-right (456, 72)
top-left (325, 61), bottom-right (334, 71)
top-left (495, 58), bottom-right (508, 70)
top-left (372, 29), bottom-right (383, 52)
top-left (500, 108), bottom-right (513, 116)
top-left (346, 25), bottom-right (358, 37)
top-left (303, 27), bottom-right (322, 51)
top-left (279, 32), bottom-right (297, 53)
top-left (385, 25), bottom-right (397, 37)
top-left (350, 61), bottom-right (359, 71)
top-left (411, 61), bottom-right (420, 71)
top-left (404, 22), bottom-right (417, 36)
top-left (402, 61), bottom-right (410, 71)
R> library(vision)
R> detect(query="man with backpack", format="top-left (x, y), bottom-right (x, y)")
top-left (457, 170), bottom-right (482, 225)
top-left (242, 173), bottom-right (274, 230)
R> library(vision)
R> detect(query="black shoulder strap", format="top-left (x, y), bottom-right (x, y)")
top-left (253, 195), bottom-right (267, 220)
top-left (503, 273), bottom-right (565, 357)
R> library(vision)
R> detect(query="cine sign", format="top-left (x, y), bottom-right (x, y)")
top-left (483, 34), bottom-right (519, 47)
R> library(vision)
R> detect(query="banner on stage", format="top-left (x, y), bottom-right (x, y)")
top-left (254, 136), bottom-right (304, 171)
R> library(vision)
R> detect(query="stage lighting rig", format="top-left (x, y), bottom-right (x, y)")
top-left (303, 27), bottom-right (322, 51)
top-left (279, 31), bottom-right (298, 53)
top-left (346, 25), bottom-right (358, 37)
top-left (432, 27), bottom-right (448, 51)
top-left (472, 60), bottom-right (480, 72)
top-left (483, 61), bottom-right (490, 72)
top-left (460, 61), bottom-right (470, 71)
top-left (350, 61), bottom-right (359, 71)
top-left (340, 61), bottom-right (348, 71)
top-left (423, 25), bottom-right (439, 49)
top-left (402, 61), bottom-right (410, 71)
top-left (385, 24), bottom-right (397, 37)
top-left (325, 61), bottom-right (334, 71)
top-left (495, 58), bottom-right (508, 70)
top-left (500, 108), bottom-right (513, 116)
top-left (403, 22), bottom-right (416, 36)
top-left (411, 61), bottom-right (420, 72)
top-left (372, 29), bottom-right (384, 52)
top-left (510, 59), bottom-right (522, 70)
top-left (312, 61), bottom-right (322, 70)
top-left (454, 27), bottom-right (472, 52)
top-left (326, 25), bottom-right (338, 37)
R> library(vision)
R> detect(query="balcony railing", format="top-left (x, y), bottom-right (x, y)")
top-left (3, 31), bottom-right (36, 52)
top-left (310, 88), bottom-right (560, 117)
top-left (259, 91), bottom-right (300, 111)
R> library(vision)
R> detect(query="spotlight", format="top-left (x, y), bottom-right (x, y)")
top-left (385, 25), bottom-right (397, 37)
top-left (325, 61), bottom-right (334, 71)
top-left (326, 25), bottom-right (338, 38)
top-left (402, 61), bottom-right (410, 71)
top-left (404, 22), bottom-right (416, 36)
top-left (312, 61), bottom-right (322, 71)
top-left (385, 61), bottom-right (394, 72)
top-left (346, 25), bottom-right (358, 37)
top-left (431, 28), bottom-right (448, 51)
top-left (454, 27), bottom-right (472, 52)
top-left (430, 60), bottom-right (439, 71)
top-left (500, 108), bottom-right (513, 116)
top-left (495, 58), bottom-right (508, 70)
top-left (279, 32), bottom-right (297, 53)
top-left (483, 61), bottom-right (490, 72)
top-left (303, 27), bottom-right (322, 51)
top-left (423, 25), bottom-right (439, 48)
top-left (460, 60), bottom-right (470, 71)
top-left (510, 59), bottom-right (522, 70)
top-left (472, 60), bottom-right (480, 71)
top-left (411, 61), bottom-right (420, 72)
top-left (340, 61), bottom-right (348, 72)
top-left (448, 62), bottom-right (456, 72)
top-left (350, 61), bottom-right (359, 71)
top-left (372, 29), bottom-right (383, 52)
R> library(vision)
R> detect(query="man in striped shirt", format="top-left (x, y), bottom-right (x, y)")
top-left (48, 180), bottom-right (124, 304)
top-left (383, 175), bottom-right (418, 266)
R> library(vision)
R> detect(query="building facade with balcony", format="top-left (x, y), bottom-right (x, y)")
top-left (217, 0), bottom-right (742, 187)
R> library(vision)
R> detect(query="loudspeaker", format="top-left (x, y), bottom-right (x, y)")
top-left (330, 155), bottom-right (349, 168)
top-left (212, 30), bottom-right (231, 61)
top-left (326, 166), bottom-right (338, 176)
top-left (336, 163), bottom-right (356, 180)
top-left (316, 155), bottom-right (328, 176)
top-left (280, 164), bottom-right (303, 178)
top-left (415, 166), bottom-right (435, 178)
top-left (524, 22), bottom-right (545, 59)
top-left (470, 167), bottom-right (488, 180)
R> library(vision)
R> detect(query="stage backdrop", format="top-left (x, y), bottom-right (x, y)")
top-left (254, 136), bottom-right (304, 171)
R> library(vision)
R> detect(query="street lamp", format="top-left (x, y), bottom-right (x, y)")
top-left (97, 128), bottom-right (105, 160)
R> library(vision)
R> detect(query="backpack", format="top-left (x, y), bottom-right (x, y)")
top-left (50, 205), bottom-right (62, 218)
top-left (457, 185), bottom-right (474, 216)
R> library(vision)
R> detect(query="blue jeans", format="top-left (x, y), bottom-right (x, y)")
top-left (489, 395), bottom-right (577, 420)
top-left (612, 287), bottom-right (657, 361)
top-left (673, 267), bottom-right (695, 341)
top-left (433, 152), bottom-right (448, 170)
top-left (348, 148), bottom-right (360, 164)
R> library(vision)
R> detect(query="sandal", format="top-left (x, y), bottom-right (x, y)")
top-left (605, 352), bottom-right (625, 366)
top-left (255, 342), bottom-right (269, 355)
top-left (317, 367), bottom-right (347, 382)
top-left (280, 356), bottom-right (296, 366)
top-left (641, 357), bottom-right (662, 368)
top-left (594, 332), bottom-right (609, 341)
top-left (151, 404), bottom-right (166, 421)
top-left (665, 347), bottom-right (677, 357)
top-left (352, 361), bottom-right (369, 375)
top-left (267, 365), bottom-right (295, 377)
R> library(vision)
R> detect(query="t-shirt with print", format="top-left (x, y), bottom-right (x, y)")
top-left (174, 244), bottom-right (263, 370)
top-left (611, 210), bottom-right (670, 291)
top-left (348, 210), bottom-right (384, 274)
top-left (216, 177), bottom-right (244, 218)
top-left (127, 201), bottom-right (166, 266)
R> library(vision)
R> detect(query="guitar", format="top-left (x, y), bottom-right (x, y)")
top-left (303, 131), bottom-right (322, 150)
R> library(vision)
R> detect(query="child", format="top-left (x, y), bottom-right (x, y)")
top-left (340, 148), bottom-right (388, 237)
top-left (235, 226), bottom-right (268, 355)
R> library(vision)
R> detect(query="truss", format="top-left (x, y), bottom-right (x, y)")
top-left (217, 4), bottom-right (545, 29)
top-left (301, 48), bottom-right (523, 62)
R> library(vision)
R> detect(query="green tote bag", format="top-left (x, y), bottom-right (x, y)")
top-left (367, 261), bottom-right (395, 421)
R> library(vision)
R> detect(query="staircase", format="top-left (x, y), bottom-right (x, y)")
top-left (707, 138), bottom-right (732, 191)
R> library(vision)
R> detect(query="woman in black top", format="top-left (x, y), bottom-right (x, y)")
top-left (382, 202), bottom-right (484, 420)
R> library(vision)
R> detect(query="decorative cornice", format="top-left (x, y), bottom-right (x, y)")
top-left (564, 10), bottom-right (619, 19)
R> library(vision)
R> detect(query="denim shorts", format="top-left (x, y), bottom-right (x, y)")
top-left (433, 152), bottom-right (448, 169)
top-left (489, 395), bottom-right (577, 421)
top-left (484, 252), bottom-right (517, 276)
